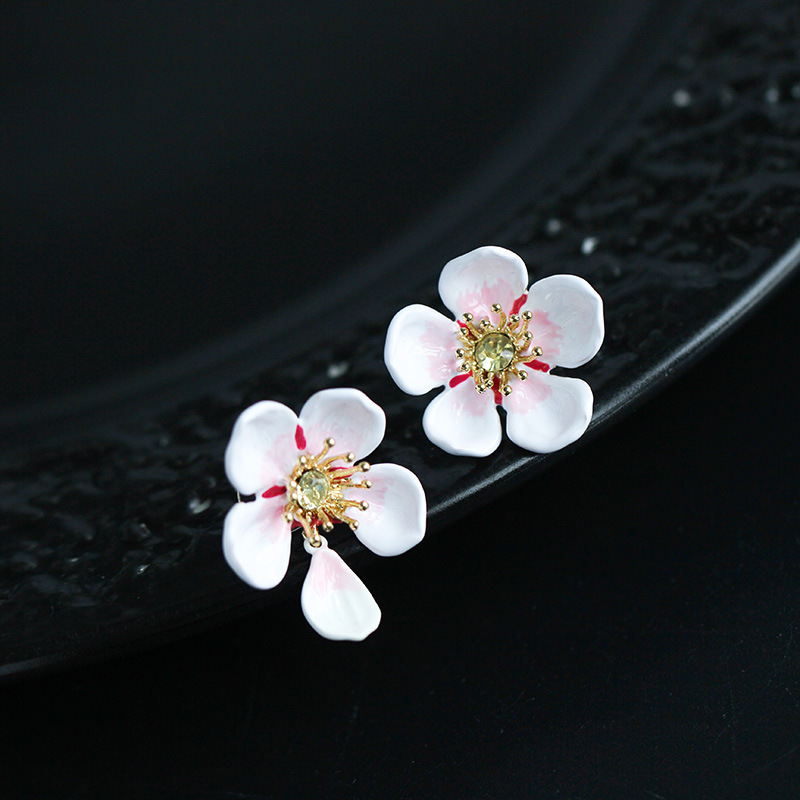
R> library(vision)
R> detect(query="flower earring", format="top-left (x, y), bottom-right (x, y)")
top-left (384, 246), bottom-right (604, 457)
top-left (223, 388), bottom-right (426, 640)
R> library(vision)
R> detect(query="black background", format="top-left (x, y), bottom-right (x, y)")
top-left (3, 1), bottom-right (800, 797)
top-left (3, 253), bottom-right (798, 800)
top-left (0, 0), bottom-right (650, 408)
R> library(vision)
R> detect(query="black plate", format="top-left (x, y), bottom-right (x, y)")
top-left (2, 0), bottom-right (800, 679)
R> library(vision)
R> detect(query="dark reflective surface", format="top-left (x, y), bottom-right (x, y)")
top-left (4, 0), bottom-right (800, 678)
top-left (3, 267), bottom-right (798, 800)
top-left (0, 0), bottom-right (650, 407)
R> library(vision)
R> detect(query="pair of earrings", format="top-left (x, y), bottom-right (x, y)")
top-left (222, 246), bottom-right (604, 640)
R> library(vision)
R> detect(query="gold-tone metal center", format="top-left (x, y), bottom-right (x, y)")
top-left (295, 469), bottom-right (330, 510)
top-left (474, 332), bottom-right (515, 373)
top-left (282, 437), bottom-right (372, 548)
top-left (454, 303), bottom-right (543, 397)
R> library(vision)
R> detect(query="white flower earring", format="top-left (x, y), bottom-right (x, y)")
top-left (384, 246), bottom-right (604, 457)
top-left (223, 388), bottom-right (426, 640)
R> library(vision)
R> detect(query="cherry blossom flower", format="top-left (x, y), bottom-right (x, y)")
top-left (385, 246), bottom-right (604, 457)
top-left (223, 388), bottom-right (426, 640)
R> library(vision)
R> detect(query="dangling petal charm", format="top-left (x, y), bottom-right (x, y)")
top-left (385, 246), bottom-right (604, 457)
top-left (221, 388), bottom-right (427, 640)
top-left (301, 538), bottom-right (381, 641)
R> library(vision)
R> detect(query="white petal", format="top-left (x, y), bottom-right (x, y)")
top-left (222, 495), bottom-right (292, 590)
top-left (384, 304), bottom-right (459, 395)
top-left (224, 401), bottom-right (299, 496)
top-left (301, 540), bottom-right (381, 641)
top-left (347, 463), bottom-right (426, 557)
top-left (438, 246), bottom-right (529, 320)
top-left (504, 371), bottom-right (593, 453)
top-left (298, 388), bottom-right (385, 461)
top-left (422, 379), bottom-right (502, 457)
top-left (522, 274), bottom-right (604, 369)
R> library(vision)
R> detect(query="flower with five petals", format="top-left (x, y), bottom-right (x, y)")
top-left (384, 246), bottom-right (604, 457)
top-left (223, 388), bottom-right (426, 640)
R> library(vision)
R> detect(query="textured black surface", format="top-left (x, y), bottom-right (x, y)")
top-left (3, 232), bottom-right (799, 800)
top-left (3, 0), bottom-right (800, 677)
top-left (0, 0), bottom-right (653, 407)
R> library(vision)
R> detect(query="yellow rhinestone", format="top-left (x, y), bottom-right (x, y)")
top-left (296, 469), bottom-right (330, 510)
top-left (474, 332), bottom-right (515, 372)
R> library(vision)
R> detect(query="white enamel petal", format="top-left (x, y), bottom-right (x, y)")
top-left (384, 304), bottom-right (459, 395)
top-left (222, 495), bottom-right (292, 590)
top-left (438, 246), bottom-right (529, 320)
top-left (422, 379), bottom-right (502, 457)
top-left (301, 541), bottom-right (381, 641)
top-left (522, 274), bottom-right (604, 368)
top-left (224, 401), bottom-right (299, 496)
top-left (348, 463), bottom-right (426, 557)
top-left (504, 371), bottom-right (593, 453)
top-left (298, 388), bottom-right (386, 461)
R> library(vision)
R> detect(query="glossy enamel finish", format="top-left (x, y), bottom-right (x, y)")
top-left (220, 389), bottom-right (425, 640)
top-left (387, 249), bottom-right (604, 457)
top-left (300, 539), bottom-right (381, 641)
top-left (2, 0), bottom-right (800, 676)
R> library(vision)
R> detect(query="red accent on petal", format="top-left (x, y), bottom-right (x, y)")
top-left (262, 485), bottom-right (286, 499)
top-left (457, 320), bottom-right (476, 339)
top-left (295, 425), bottom-right (307, 450)
top-left (492, 376), bottom-right (503, 406)
top-left (525, 360), bottom-right (550, 372)
top-left (511, 293), bottom-right (527, 315)
top-left (449, 373), bottom-right (471, 388)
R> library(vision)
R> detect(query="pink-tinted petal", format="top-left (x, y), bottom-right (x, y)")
top-left (222, 495), bottom-right (291, 590)
top-left (298, 388), bottom-right (385, 461)
top-left (504, 371), bottom-right (593, 453)
top-left (521, 274), bottom-right (604, 369)
top-left (347, 463), bottom-right (426, 557)
top-left (224, 401), bottom-right (299, 496)
top-left (384, 304), bottom-right (459, 395)
top-left (301, 539), bottom-right (381, 641)
top-left (438, 246), bottom-right (529, 320)
top-left (422, 379), bottom-right (502, 457)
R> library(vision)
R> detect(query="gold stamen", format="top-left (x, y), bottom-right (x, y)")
top-left (278, 435), bottom-right (373, 545)
top-left (453, 298), bottom-right (543, 397)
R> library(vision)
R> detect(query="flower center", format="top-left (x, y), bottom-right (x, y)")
top-left (455, 302), bottom-right (544, 398)
top-left (295, 469), bottom-right (330, 510)
top-left (474, 332), bottom-right (515, 373)
top-left (282, 437), bottom-right (372, 547)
